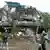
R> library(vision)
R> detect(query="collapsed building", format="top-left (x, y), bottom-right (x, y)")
top-left (0, 1), bottom-right (48, 34)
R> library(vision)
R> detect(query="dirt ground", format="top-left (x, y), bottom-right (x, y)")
top-left (8, 38), bottom-right (50, 50)
top-left (0, 38), bottom-right (50, 50)
top-left (8, 38), bottom-right (35, 50)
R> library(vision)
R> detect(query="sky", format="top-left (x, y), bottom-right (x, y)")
top-left (1, 0), bottom-right (50, 12)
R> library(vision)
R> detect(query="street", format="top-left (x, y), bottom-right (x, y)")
top-left (8, 38), bottom-right (35, 50)
top-left (0, 38), bottom-right (50, 50)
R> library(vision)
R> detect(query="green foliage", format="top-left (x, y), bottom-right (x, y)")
top-left (40, 12), bottom-right (50, 29)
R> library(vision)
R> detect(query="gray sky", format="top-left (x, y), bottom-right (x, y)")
top-left (1, 0), bottom-right (50, 12)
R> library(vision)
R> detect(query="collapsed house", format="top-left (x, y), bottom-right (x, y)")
top-left (0, 1), bottom-right (48, 35)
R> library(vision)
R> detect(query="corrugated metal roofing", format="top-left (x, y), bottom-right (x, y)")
top-left (6, 1), bottom-right (25, 8)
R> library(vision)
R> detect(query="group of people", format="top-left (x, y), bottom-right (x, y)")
top-left (35, 26), bottom-right (48, 50)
